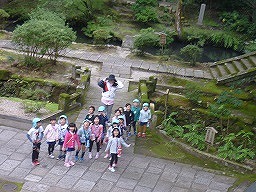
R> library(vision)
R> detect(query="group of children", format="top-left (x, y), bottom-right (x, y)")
top-left (27, 99), bottom-right (152, 172)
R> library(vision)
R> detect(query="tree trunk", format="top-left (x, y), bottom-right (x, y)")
top-left (175, 0), bottom-right (182, 39)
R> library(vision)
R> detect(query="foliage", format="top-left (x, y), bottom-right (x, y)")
top-left (216, 91), bottom-right (243, 108)
top-left (22, 100), bottom-right (45, 113)
top-left (184, 84), bottom-right (201, 104)
top-left (0, 9), bottom-right (10, 20)
top-left (39, 0), bottom-right (105, 26)
top-left (218, 133), bottom-right (255, 162)
top-left (220, 11), bottom-right (256, 38)
top-left (134, 28), bottom-right (160, 54)
top-left (132, 0), bottom-right (158, 24)
top-left (180, 44), bottom-right (202, 65)
top-left (182, 27), bottom-right (244, 51)
top-left (20, 88), bottom-right (50, 101)
top-left (182, 123), bottom-right (206, 150)
top-left (92, 29), bottom-right (112, 44)
top-left (244, 40), bottom-right (256, 53)
top-left (12, 9), bottom-right (76, 66)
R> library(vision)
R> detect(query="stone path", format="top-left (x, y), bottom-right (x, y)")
top-left (0, 39), bottom-right (247, 191)
top-left (0, 40), bottom-right (213, 80)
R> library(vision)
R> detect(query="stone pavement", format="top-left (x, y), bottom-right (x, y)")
top-left (0, 40), bottom-right (213, 80)
top-left (0, 125), bottom-right (236, 192)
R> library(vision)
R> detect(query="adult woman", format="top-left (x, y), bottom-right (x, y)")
top-left (98, 74), bottom-right (124, 119)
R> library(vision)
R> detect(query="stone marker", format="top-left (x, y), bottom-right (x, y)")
top-left (197, 4), bottom-right (206, 25)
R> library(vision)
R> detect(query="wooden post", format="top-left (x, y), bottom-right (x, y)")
top-left (164, 89), bottom-right (170, 120)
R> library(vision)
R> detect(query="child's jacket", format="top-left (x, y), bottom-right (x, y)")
top-left (77, 127), bottom-right (91, 143)
top-left (139, 109), bottom-right (151, 123)
top-left (105, 137), bottom-right (129, 154)
top-left (44, 124), bottom-right (59, 142)
top-left (91, 124), bottom-right (103, 139)
top-left (63, 131), bottom-right (81, 149)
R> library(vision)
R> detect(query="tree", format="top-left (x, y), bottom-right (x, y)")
top-left (0, 9), bottom-right (9, 29)
top-left (12, 9), bottom-right (76, 66)
top-left (180, 44), bottom-right (202, 65)
top-left (175, 0), bottom-right (182, 38)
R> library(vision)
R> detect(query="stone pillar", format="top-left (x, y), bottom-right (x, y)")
top-left (58, 93), bottom-right (70, 111)
top-left (197, 4), bottom-right (206, 25)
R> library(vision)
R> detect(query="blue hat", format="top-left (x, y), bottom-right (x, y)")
top-left (133, 99), bottom-right (140, 103)
top-left (98, 106), bottom-right (105, 112)
top-left (118, 115), bottom-right (125, 120)
top-left (32, 118), bottom-right (41, 128)
top-left (112, 119), bottom-right (119, 125)
top-left (143, 103), bottom-right (149, 107)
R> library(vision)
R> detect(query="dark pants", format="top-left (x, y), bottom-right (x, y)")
top-left (47, 141), bottom-right (56, 155)
top-left (32, 142), bottom-right (41, 162)
top-left (131, 121), bottom-right (137, 133)
top-left (89, 138), bottom-right (100, 152)
top-left (110, 153), bottom-right (118, 166)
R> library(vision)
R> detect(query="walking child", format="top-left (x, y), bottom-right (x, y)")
top-left (88, 115), bottom-right (103, 159)
top-left (27, 118), bottom-right (44, 166)
top-left (124, 103), bottom-right (134, 138)
top-left (138, 103), bottom-right (151, 138)
top-left (98, 106), bottom-right (108, 146)
top-left (62, 123), bottom-right (81, 167)
top-left (57, 115), bottom-right (68, 160)
top-left (44, 117), bottom-right (59, 159)
top-left (131, 99), bottom-right (140, 135)
top-left (75, 119), bottom-right (91, 161)
top-left (105, 128), bottom-right (131, 172)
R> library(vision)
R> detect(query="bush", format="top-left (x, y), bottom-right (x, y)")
top-left (134, 28), bottom-right (160, 54)
top-left (92, 29), bottom-right (112, 45)
top-left (22, 100), bottom-right (45, 113)
top-left (180, 44), bottom-right (202, 65)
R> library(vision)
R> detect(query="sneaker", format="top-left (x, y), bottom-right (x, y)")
top-left (142, 133), bottom-right (146, 138)
top-left (134, 131), bottom-right (137, 135)
top-left (109, 157), bottom-right (112, 161)
top-left (64, 162), bottom-right (71, 167)
top-left (75, 156), bottom-right (79, 161)
top-left (80, 157), bottom-right (84, 162)
top-left (95, 153), bottom-right (99, 159)
top-left (69, 161), bottom-right (75, 166)
top-left (117, 154), bottom-right (121, 158)
top-left (112, 163), bottom-right (116, 167)
top-left (89, 152), bottom-right (92, 159)
top-left (128, 132), bottom-right (131, 137)
top-left (49, 154), bottom-right (54, 159)
top-left (35, 160), bottom-right (40, 165)
top-left (108, 166), bottom-right (115, 172)
top-left (137, 132), bottom-right (141, 137)
top-left (32, 161), bottom-right (38, 166)
top-left (104, 154), bottom-right (109, 158)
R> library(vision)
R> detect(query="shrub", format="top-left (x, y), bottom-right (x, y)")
top-left (180, 44), bottom-right (202, 65)
top-left (134, 28), bottom-right (160, 54)
top-left (184, 84), bottom-right (201, 104)
top-left (92, 29), bottom-right (112, 45)
top-left (22, 100), bottom-right (45, 113)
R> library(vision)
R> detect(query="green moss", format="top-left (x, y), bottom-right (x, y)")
top-left (0, 70), bottom-right (11, 80)
top-left (45, 102), bottom-right (59, 112)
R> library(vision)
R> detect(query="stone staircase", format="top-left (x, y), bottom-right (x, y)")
top-left (209, 51), bottom-right (256, 84)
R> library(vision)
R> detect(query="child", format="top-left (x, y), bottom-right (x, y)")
top-left (105, 128), bottom-right (131, 172)
top-left (124, 103), bottom-right (134, 138)
top-left (57, 115), bottom-right (68, 160)
top-left (131, 99), bottom-right (140, 135)
top-left (88, 115), bottom-right (103, 159)
top-left (112, 109), bottom-right (121, 122)
top-left (98, 106), bottom-right (108, 146)
top-left (27, 118), bottom-right (44, 166)
top-left (75, 119), bottom-right (91, 161)
top-left (118, 106), bottom-right (127, 126)
top-left (44, 117), bottom-right (59, 159)
top-left (62, 123), bottom-right (81, 167)
top-left (138, 103), bottom-right (151, 138)
top-left (118, 115), bottom-right (126, 139)
top-left (103, 119), bottom-right (119, 159)
top-left (84, 106), bottom-right (95, 123)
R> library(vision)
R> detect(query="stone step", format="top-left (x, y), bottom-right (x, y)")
top-left (210, 67), bottom-right (220, 78)
top-left (217, 64), bottom-right (229, 76)
top-left (240, 58), bottom-right (254, 69)
top-left (248, 56), bottom-right (256, 67)
top-left (225, 62), bottom-right (237, 74)
top-left (232, 60), bottom-right (246, 72)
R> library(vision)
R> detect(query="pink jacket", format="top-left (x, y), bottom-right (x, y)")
top-left (44, 124), bottom-right (59, 142)
top-left (91, 124), bottom-right (103, 139)
top-left (63, 131), bottom-right (81, 149)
